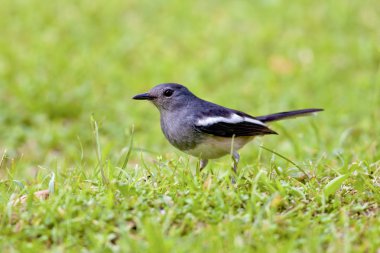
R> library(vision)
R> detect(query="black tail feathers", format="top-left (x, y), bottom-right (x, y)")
top-left (256, 108), bottom-right (323, 123)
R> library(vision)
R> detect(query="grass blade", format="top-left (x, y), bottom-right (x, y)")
top-left (323, 174), bottom-right (349, 197)
top-left (48, 172), bottom-right (55, 194)
top-left (91, 116), bottom-right (108, 185)
top-left (118, 126), bottom-right (135, 179)
top-left (260, 145), bottom-right (309, 179)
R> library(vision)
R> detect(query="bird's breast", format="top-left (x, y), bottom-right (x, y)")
top-left (183, 136), bottom-right (254, 159)
top-left (160, 113), bottom-right (200, 150)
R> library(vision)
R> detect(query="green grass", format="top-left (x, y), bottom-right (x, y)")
top-left (0, 0), bottom-right (379, 252)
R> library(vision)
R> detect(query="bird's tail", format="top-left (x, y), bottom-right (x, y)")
top-left (256, 108), bottom-right (323, 123)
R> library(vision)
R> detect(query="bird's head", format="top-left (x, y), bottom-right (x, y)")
top-left (133, 83), bottom-right (195, 111)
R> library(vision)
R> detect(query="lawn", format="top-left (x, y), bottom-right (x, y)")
top-left (0, 0), bottom-right (379, 252)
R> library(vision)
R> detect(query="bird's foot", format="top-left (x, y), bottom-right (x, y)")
top-left (199, 159), bottom-right (209, 172)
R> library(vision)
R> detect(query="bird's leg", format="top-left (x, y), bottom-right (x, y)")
top-left (199, 159), bottom-right (209, 172)
top-left (229, 151), bottom-right (240, 184)
top-left (232, 151), bottom-right (240, 174)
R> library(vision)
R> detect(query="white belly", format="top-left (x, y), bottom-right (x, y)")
top-left (184, 136), bottom-right (254, 159)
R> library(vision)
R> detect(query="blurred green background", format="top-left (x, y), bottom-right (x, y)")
top-left (0, 0), bottom-right (379, 174)
top-left (1, 0), bottom-right (380, 252)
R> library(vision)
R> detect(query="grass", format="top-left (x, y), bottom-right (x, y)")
top-left (0, 0), bottom-right (379, 252)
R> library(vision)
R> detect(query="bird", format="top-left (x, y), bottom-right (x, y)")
top-left (133, 83), bottom-right (322, 173)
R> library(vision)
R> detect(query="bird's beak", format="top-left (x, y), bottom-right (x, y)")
top-left (132, 93), bottom-right (155, 100)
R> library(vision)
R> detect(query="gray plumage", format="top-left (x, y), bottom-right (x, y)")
top-left (133, 83), bottom-right (323, 172)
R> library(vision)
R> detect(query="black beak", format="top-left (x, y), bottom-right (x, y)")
top-left (132, 93), bottom-right (155, 100)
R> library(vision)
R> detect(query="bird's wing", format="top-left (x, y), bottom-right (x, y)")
top-left (194, 109), bottom-right (277, 137)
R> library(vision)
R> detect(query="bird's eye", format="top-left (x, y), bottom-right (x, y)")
top-left (163, 89), bottom-right (174, 97)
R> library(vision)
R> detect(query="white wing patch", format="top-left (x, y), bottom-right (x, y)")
top-left (196, 113), bottom-right (266, 126)
top-left (244, 117), bottom-right (266, 126)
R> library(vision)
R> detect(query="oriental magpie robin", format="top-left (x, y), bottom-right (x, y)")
top-left (133, 83), bottom-right (323, 172)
